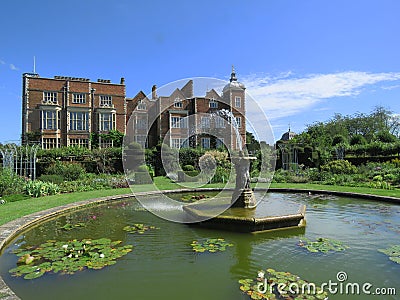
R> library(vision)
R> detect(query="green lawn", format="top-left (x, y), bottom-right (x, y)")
top-left (1, 177), bottom-right (399, 226)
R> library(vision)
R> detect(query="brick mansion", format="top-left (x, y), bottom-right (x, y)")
top-left (21, 68), bottom-right (246, 150)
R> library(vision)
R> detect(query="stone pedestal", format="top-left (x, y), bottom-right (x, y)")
top-left (231, 188), bottom-right (257, 209)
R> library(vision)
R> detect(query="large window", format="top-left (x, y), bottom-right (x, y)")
top-left (100, 95), bottom-right (112, 107)
top-left (43, 92), bottom-right (58, 104)
top-left (72, 93), bottom-right (86, 104)
top-left (42, 138), bottom-right (58, 149)
top-left (137, 100), bottom-right (146, 110)
top-left (170, 116), bottom-right (186, 128)
top-left (235, 116), bottom-right (242, 128)
top-left (42, 110), bottom-right (58, 130)
top-left (136, 118), bottom-right (147, 130)
top-left (235, 96), bottom-right (241, 108)
top-left (99, 113), bottom-right (115, 131)
top-left (171, 138), bottom-right (188, 149)
top-left (201, 117), bottom-right (210, 128)
top-left (174, 97), bottom-right (183, 108)
top-left (69, 139), bottom-right (89, 148)
top-left (69, 112), bottom-right (89, 131)
top-left (201, 137), bottom-right (210, 149)
top-left (209, 99), bottom-right (218, 108)
top-left (215, 117), bottom-right (225, 128)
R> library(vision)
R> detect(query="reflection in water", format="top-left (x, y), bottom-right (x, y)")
top-left (0, 192), bottom-right (399, 300)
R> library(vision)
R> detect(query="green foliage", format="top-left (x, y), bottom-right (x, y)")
top-left (122, 224), bottom-right (159, 234)
top-left (60, 222), bottom-right (86, 231)
top-left (350, 134), bottom-right (367, 146)
top-left (9, 238), bottom-right (133, 279)
top-left (0, 168), bottom-right (26, 196)
top-left (2, 194), bottom-right (30, 202)
top-left (190, 238), bottom-right (233, 253)
top-left (321, 160), bottom-right (357, 174)
top-left (57, 174), bottom-right (128, 193)
top-left (38, 174), bottom-right (65, 185)
top-left (298, 237), bottom-right (349, 253)
top-left (182, 164), bottom-right (195, 171)
top-left (45, 161), bottom-right (85, 181)
top-left (378, 245), bottom-right (400, 264)
top-left (239, 268), bottom-right (329, 300)
top-left (375, 130), bottom-right (398, 143)
top-left (24, 180), bottom-right (60, 197)
top-left (332, 134), bottom-right (347, 146)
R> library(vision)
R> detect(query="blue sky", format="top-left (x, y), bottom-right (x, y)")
top-left (1, 0), bottom-right (400, 143)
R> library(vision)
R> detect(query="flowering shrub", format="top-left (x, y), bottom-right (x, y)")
top-left (24, 180), bottom-right (60, 197)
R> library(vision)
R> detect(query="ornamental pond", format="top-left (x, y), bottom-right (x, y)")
top-left (0, 191), bottom-right (399, 299)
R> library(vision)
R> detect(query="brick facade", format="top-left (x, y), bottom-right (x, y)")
top-left (22, 74), bottom-right (125, 149)
top-left (22, 69), bottom-right (246, 150)
top-left (125, 69), bottom-right (246, 150)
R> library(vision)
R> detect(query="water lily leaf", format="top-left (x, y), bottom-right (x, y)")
top-left (190, 238), bottom-right (234, 253)
top-left (379, 245), bottom-right (400, 264)
top-left (123, 224), bottom-right (159, 234)
top-left (239, 268), bottom-right (329, 300)
top-left (9, 238), bottom-right (133, 279)
top-left (299, 237), bottom-right (348, 254)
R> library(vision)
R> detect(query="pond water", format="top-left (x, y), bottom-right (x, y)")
top-left (0, 192), bottom-right (399, 299)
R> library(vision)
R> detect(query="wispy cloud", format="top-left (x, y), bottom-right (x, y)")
top-left (9, 64), bottom-right (19, 71)
top-left (0, 59), bottom-right (5, 65)
top-left (243, 71), bottom-right (400, 120)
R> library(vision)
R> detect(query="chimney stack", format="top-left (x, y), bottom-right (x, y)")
top-left (152, 85), bottom-right (157, 99)
top-left (120, 77), bottom-right (125, 85)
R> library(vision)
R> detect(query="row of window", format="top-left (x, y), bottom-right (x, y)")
top-left (42, 138), bottom-right (112, 149)
top-left (41, 110), bottom-right (115, 131)
top-left (170, 138), bottom-right (225, 149)
top-left (172, 97), bottom-right (241, 109)
top-left (42, 93), bottom-right (241, 109)
top-left (42, 92), bottom-right (114, 106)
top-left (169, 116), bottom-right (241, 129)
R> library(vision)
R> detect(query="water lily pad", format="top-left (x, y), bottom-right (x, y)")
top-left (298, 237), bottom-right (348, 253)
top-left (378, 245), bottom-right (400, 264)
top-left (60, 222), bottom-right (86, 231)
top-left (239, 268), bottom-right (329, 300)
top-left (190, 238), bottom-right (233, 253)
top-left (123, 223), bottom-right (159, 234)
top-left (9, 238), bottom-right (133, 279)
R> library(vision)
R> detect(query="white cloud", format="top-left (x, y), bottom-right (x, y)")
top-left (9, 64), bottom-right (19, 71)
top-left (0, 59), bottom-right (5, 65)
top-left (243, 71), bottom-right (400, 120)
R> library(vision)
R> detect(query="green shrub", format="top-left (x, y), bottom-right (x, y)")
top-left (211, 166), bottom-right (231, 183)
top-left (38, 174), bottom-right (65, 185)
top-left (350, 134), bottom-right (367, 146)
top-left (24, 180), bottom-right (60, 197)
top-left (136, 165), bottom-right (149, 172)
top-left (183, 165), bottom-right (195, 171)
top-left (0, 168), bottom-right (26, 196)
top-left (45, 161), bottom-right (85, 181)
top-left (321, 160), bottom-right (357, 175)
top-left (2, 194), bottom-right (30, 202)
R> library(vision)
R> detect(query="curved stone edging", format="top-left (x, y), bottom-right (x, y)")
top-left (268, 188), bottom-right (400, 204)
top-left (0, 187), bottom-right (399, 299)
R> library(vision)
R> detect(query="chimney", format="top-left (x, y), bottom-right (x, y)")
top-left (152, 85), bottom-right (157, 100)
top-left (120, 77), bottom-right (125, 85)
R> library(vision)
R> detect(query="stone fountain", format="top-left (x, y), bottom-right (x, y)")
top-left (183, 152), bottom-right (306, 233)
top-left (231, 151), bottom-right (257, 209)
